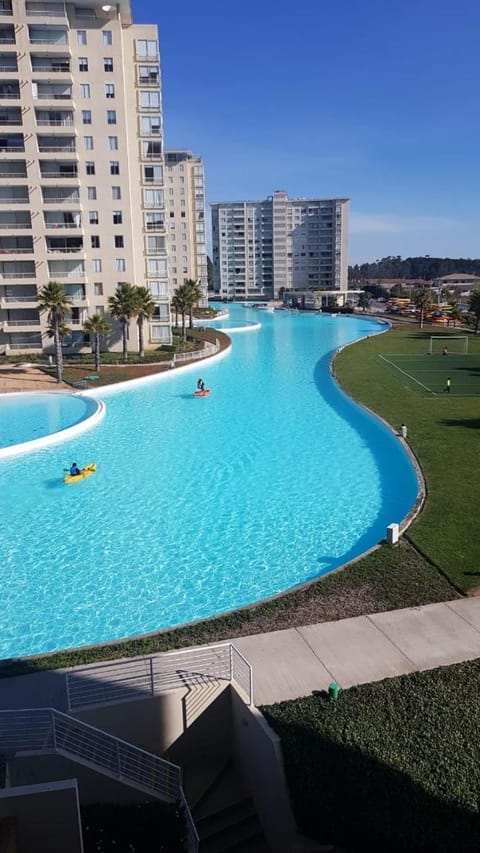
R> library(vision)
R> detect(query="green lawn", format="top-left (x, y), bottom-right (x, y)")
top-left (335, 324), bottom-right (480, 591)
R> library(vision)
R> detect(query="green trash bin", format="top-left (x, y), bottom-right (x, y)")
top-left (328, 682), bottom-right (340, 700)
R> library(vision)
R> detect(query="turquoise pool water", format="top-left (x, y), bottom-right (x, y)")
top-left (0, 306), bottom-right (418, 659)
top-left (0, 393), bottom-right (98, 449)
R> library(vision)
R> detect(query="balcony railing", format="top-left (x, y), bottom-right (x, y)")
top-left (0, 92), bottom-right (19, 99)
top-left (32, 64), bottom-right (70, 72)
top-left (0, 271), bottom-right (35, 278)
top-left (3, 318), bottom-right (40, 326)
top-left (0, 37), bottom-right (15, 44)
top-left (46, 246), bottom-right (82, 252)
top-left (42, 196), bottom-right (79, 204)
top-left (0, 170), bottom-right (27, 178)
top-left (0, 196), bottom-right (28, 203)
top-left (36, 118), bottom-right (73, 126)
top-left (26, 8), bottom-right (67, 17)
top-left (36, 92), bottom-right (71, 100)
top-left (0, 247), bottom-right (33, 253)
top-left (0, 146), bottom-right (25, 152)
top-left (0, 222), bottom-right (31, 228)
top-left (47, 269), bottom-right (84, 277)
top-left (29, 38), bottom-right (68, 45)
top-left (38, 145), bottom-right (75, 152)
top-left (44, 221), bottom-right (80, 228)
top-left (40, 171), bottom-right (78, 178)
top-left (1, 296), bottom-right (37, 303)
top-left (0, 118), bottom-right (22, 125)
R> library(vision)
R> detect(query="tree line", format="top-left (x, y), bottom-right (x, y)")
top-left (349, 256), bottom-right (480, 282)
top-left (38, 278), bottom-right (203, 383)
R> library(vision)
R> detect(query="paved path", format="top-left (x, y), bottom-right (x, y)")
top-left (2, 598), bottom-right (480, 710)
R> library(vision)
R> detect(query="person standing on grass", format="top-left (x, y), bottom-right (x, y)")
top-left (443, 346), bottom-right (448, 356)
top-left (443, 376), bottom-right (452, 394)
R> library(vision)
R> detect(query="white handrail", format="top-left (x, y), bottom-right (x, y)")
top-left (66, 643), bottom-right (253, 712)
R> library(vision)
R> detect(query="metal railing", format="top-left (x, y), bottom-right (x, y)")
top-left (0, 271), bottom-right (35, 278)
top-left (38, 145), bottom-right (75, 152)
top-left (32, 65), bottom-right (71, 72)
top-left (41, 172), bottom-right (78, 178)
top-left (0, 247), bottom-right (32, 253)
top-left (2, 295), bottom-right (36, 302)
top-left (0, 708), bottom-right (199, 852)
top-left (42, 196), bottom-right (80, 204)
top-left (66, 643), bottom-right (253, 712)
top-left (36, 118), bottom-right (73, 126)
top-left (0, 148), bottom-right (25, 154)
top-left (173, 338), bottom-right (220, 364)
top-left (3, 319), bottom-right (39, 326)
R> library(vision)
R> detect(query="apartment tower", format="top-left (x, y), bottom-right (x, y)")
top-left (164, 150), bottom-right (208, 305)
top-left (0, 0), bottom-right (170, 355)
top-left (211, 190), bottom-right (349, 301)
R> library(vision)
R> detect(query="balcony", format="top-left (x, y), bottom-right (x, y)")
top-left (2, 313), bottom-right (41, 331)
top-left (33, 82), bottom-right (72, 100)
top-left (28, 25), bottom-right (68, 44)
top-left (0, 2), bottom-right (13, 15)
top-left (35, 109), bottom-right (73, 127)
top-left (0, 53), bottom-right (17, 72)
top-left (41, 188), bottom-right (80, 204)
top-left (44, 212), bottom-right (81, 229)
top-left (0, 81), bottom-right (18, 98)
top-left (0, 213), bottom-right (31, 229)
top-left (31, 54), bottom-right (70, 73)
top-left (25, 2), bottom-right (66, 16)
top-left (46, 237), bottom-right (83, 253)
top-left (48, 260), bottom-right (85, 278)
top-left (40, 160), bottom-right (78, 178)
top-left (0, 187), bottom-right (29, 204)
top-left (0, 262), bottom-right (36, 279)
top-left (0, 107), bottom-right (22, 125)
top-left (1, 288), bottom-right (37, 307)
top-left (0, 26), bottom-right (14, 43)
top-left (0, 160), bottom-right (27, 178)
top-left (0, 238), bottom-right (33, 254)
top-left (37, 135), bottom-right (75, 153)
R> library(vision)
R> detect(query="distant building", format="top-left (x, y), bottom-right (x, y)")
top-left (164, 151), bottom-right (208, 306)
top-left (433, 273), bottom-right (480, 291)
top-left (211, 190), bottom-right (349, 301)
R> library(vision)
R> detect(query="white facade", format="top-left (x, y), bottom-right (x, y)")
top-left (211, 190), bottom-right (349, 301)
top-left (164, 150), bottom-right (208, 305)
top-left (0, 0), bottom-right (170, 354)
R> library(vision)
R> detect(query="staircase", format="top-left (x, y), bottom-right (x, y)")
top-left (185, 760), bottom-right (269, 853)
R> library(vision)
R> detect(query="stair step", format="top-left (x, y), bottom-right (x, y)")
top-left (200, 814), bottom-right (265, 853)
top-left (196, 797), bottom-right (256, 841)
top-left (192, 761), bottom-right (247, 821)
top-left (183, 758), bottom-right (234, 811)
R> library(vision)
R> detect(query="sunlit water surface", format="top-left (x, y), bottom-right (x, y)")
top-left (0, 306), bottom-right (417, 658)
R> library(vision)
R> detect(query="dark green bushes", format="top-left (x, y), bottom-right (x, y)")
top-left (262, 661), bottom-right (480, 852)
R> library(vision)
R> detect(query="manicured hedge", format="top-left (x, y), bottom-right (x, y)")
top-left (262, 661), bottom-right (480, 852)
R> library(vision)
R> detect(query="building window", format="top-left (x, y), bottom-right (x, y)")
top-left (143, 188), bottom-right (164, 207)
top-left (139, 91), bottom-right (160, 110)
top-left (114, 235), bottom-right (124, 248)
top-left (95, 305), bottom-right (105, 314)
top-left (138, 65), bottom-right (159, 85)
top-left (80, 83), bottom-right (90, 99)
top-left (108, 135), bottom-right (118, 150)
top-left (83, 136), bottom-right (93, 150)
top-left (87, 186), bottom-right (96, 200)
top-left (140, 116), bottom-right (161, 136)
top-left (110, 160), bottom-right (119, 175)
top-left (147, 258), bottom-right (167, 276)
top-left (103, 57), bottom-right (113, 72)
top-left (94, 282), bottom-right (103, 296)
top-left (102, 30), bottom-right (112, 45)
top-left (88, 210), bottom-right (99, 224)
top-left (115, 258), bottom-right (125, 271)
top-left (135, 39), bottom-right (158, 58)
top-left (78, 57), bottom-right (88, 71)
top-left (143, 165), bottom-right (162, 184)
top-left (149, 280), bottom-right (168, 297)
top-left (91, 235), bottom-right (100, 248)
top-left (77, 30), bottom-right (87, 45)
top-left (85, 161), bottom-right (95, 175)
top-left (112, 210), bottom-right (122, 224)
top-left (147, 235), bottom-right (165, 253)
top-left (112, 186), bottom-right (121, 200)
top-left (81, 110), bottom-right (92, 125)
top-left (92, 259), bottom-right (102, 272)
top-left (104, 83), bottom-right (115, 98)
top-left (107, 110), bottom-right (116, 125)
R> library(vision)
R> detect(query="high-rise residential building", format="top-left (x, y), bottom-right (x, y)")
top-left (211, 190), bottom-right (349, 302)
top-left (164, 150), bottom-right (208, 305)
top-left (0, 0), bottom-right (170, 355)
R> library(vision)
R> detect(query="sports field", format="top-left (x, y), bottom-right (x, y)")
top-left (379, 352), bottom-right (480, 396)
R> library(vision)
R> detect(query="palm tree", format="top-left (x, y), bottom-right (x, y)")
top-left (358, 291), bottom-right (370, 313)
top-left (447, 300), bottom-right (463, 329)
top-left (132, 286), bottom-right (155, 357)
top-left (38, 281), bottom-right (71, 383)
top-left (108, 282), bottom-right (137, 362)
top-left (83, 313), bottom-right (111, 373)
top-left (413, 286), bottom-right (433, 329)
top-left (172, 284), bottom-right (190, 341)
top-left (184, 278), bottom-right (203, 329)
top-left (171, 294), bottom-right (180, 328)
top-left (468, 289), bottom-right (480, 334)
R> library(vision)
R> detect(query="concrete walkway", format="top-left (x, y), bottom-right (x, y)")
top-left (2, 598), bottom-right (480, 710)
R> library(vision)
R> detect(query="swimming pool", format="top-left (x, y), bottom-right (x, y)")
top-left (0, 306), bottom-right (418, 659)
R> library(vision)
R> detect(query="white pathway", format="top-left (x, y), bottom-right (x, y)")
top-left (2, 599), bottom-right (480, 710)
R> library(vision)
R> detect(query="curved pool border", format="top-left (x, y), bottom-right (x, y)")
top-left (0, 391), bottom-right (106, 460)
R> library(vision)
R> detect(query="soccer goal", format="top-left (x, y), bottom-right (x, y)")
top-left (428, 335), bottom-right (469, 354)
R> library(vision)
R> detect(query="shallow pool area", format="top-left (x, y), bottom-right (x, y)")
top-left (0, 306), bottom-right (418, 659)
top-left (0, 392), bottom-right (104, 458)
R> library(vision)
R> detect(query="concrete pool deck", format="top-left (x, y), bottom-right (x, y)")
top-left (2, 597), bottom-right (480, 711)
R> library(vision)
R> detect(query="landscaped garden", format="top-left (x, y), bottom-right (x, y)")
top-left (262, 659), bottom-right (480, 852)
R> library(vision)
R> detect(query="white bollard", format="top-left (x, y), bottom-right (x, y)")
top-left (400, 424), bottom-right (408, 439)
top-left (386, 523), bottom-right (400, 546)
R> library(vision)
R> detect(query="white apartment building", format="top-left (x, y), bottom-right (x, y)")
top-left (211, 190), bottom-right (349, 301)
top-left (164, 150), bottom-right (208, 305)
top-left (0, 0), bottom-right (170, 355)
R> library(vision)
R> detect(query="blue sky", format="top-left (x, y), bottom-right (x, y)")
top-left (133, 0), bottom-right (480, 264)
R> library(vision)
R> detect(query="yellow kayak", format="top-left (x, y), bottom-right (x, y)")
top-left (63, 463), bottom-right (96, 485)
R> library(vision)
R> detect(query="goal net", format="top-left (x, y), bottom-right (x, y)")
top-left (428, 336), bottom-right (469, 354)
